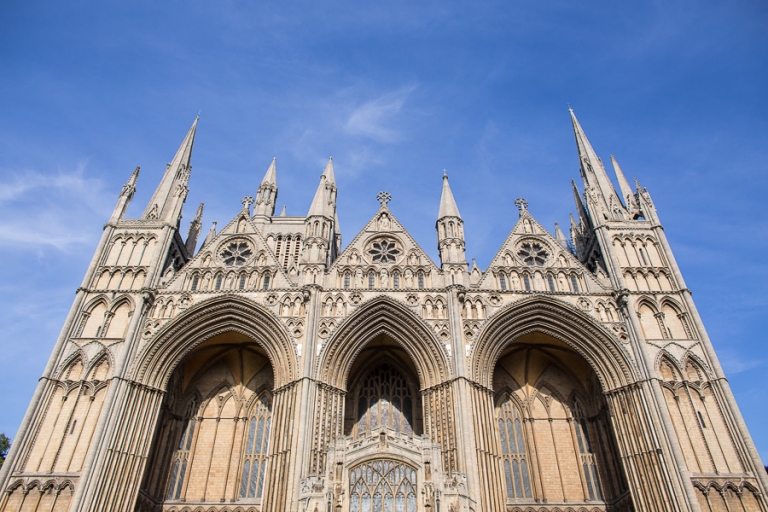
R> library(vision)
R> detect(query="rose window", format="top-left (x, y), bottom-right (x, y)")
top-left (221, 241), bottom-right (252, 267)
top-left (369, 239), bottom-right (400, 264)
top-left (518, 242), bottom-right (548, 266)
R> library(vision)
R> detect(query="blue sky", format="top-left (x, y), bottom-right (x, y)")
top-left (1, 1), bottom-right (767, 461)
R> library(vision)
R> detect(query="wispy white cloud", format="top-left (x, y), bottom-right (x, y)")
top-left (0, 162), bottom-right (111, 252)
top-left (719, 352), bottom-right (765, 375)
top-left (345, 85), bottom-right (416, 143)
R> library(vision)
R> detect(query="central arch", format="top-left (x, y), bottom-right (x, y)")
top-left (310, 296), bottom-right (456, 479)
top-left (317, 296), bottom-right (450, 390)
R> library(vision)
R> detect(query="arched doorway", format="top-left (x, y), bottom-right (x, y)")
top-left (337, 335), bottom-right (433, 512)
top-left (492, 332), bottom-right (627, 507)
top-left (140, 332), bottom-right (275, 507)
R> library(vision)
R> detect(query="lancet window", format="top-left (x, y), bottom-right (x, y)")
top-left (344, 273), bottom-right (351, 289)
top-left (573, 401), bottom-right (602, 500)
top-left (355, 363), bottom-right (414, 436)
top-left (499, 273), bottom-right (507, 291)
top-left (349, 460), bottom-right (417, 512)
top-left (497, 397), bottom-right (532, 499)
top-left (239, 395), bottom-right (272, 499)
top-left (166, 398), bottom-right (198, 500)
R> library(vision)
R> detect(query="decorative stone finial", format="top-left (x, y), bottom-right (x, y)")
top-left (376, 191), bottom-right (392, 207)
top-left (514, 198), bottom-right (528, 212)
top-left (241, 195), bottom-right (255, 210)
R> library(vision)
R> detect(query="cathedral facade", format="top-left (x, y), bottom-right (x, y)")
top-left (1, 112), bottom-right (766, 512)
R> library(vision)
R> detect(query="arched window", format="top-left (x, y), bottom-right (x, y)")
top-left (344, 273), bottom-right (351, 290)
top-left (547, 274), bottom-right (555, 291)
top-left (638, 247), bottom-right (648, 266)
top-left (190, 275), bottom-right (199, 291)
top-left (523, 274), bottom-right (531, 291)
top-left (215, 274), bottom-right (223, 290)
top-left (368, 272), bottom-right (375, 289)
top-left (262, 274), bottom-right (270, 290)
top-left (497, 396), bottom-right (532, 499)
top-left (239, 395), bottom-right (272, 499)
top-left (570, 275), bottom-right (580, 293)
top-left (239, 274), bottom-right (247, 290)
top-left (499, 273), bottom-right (507, 291)
top-left (355, 363), bottom-right (414, 436)
top-left (167, 399), bottom-right (197, 500)
top-left (393, 272), bottom-right (400, 289)
top-left (573, 401), bottom-right (602, 501)
top-left (417, 273), bottom-right (424, 290)
top-left (350, 460), bottom-right (417, 512)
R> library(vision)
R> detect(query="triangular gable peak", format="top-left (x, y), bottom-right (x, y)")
top-left (478, 208), bottom-right (606, 293)
top-left (162, 206), bottom-right (292, 292)
top-left (327, 206), bottom-right (442, 289)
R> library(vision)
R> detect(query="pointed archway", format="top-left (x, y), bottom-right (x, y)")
top-left (309, 296), bottom-right (456, 481)
top-left (469, 296), bottom-right (682, 511)
top-left (81, 295), bottom-right (298, 512)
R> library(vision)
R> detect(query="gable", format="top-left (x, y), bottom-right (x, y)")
top-left (478, 211), bottom-right (606, 293)
top-left (161, 209), bottom-right (292, 291)
top-left (328, 207), bottom-right (441, 288)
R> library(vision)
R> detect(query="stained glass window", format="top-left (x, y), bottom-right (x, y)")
top-left (573, 401), bottom-right (601, 501)
top-left (221, 241), bottom-right (252, 267)
top-left (350, 461), bottom-right (417, 512)
top-left (369, 239), bottom-right (400, 264)
top-left (355, 364), bottom-right (414, 436)
top-left (240, 395), bottom-right (272, 499)
top-left (497, 396), bottom-right (531, 499)
top-left (166, 399), bottom-right (197, 500)
top-left (517, 242), bottom-right (548, 266)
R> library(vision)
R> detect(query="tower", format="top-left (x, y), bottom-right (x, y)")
top-left (1, 113), bottom-right (765, 512)
top-left (436, 173), bottom-right (468, 283)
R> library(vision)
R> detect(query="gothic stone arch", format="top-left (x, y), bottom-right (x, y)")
top-left (470, 296), bottom-right (680, 511)
top-left (310, 296), bottom-right (456, 479)
top-left (81, 295), bottom-right (298, 512)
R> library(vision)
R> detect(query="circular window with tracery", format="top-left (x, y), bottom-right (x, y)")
top-left (368, 239), bottom-right (401, 264)
top-left (220, 240), bottom-right (253, 267)
top-left (518, 242), bottom-right (548, 266)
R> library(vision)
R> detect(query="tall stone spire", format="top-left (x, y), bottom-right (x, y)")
top-left (304, 158), bottom-right (339, 266)
top-left (143, 116), bottom-right (198, 222)
top-left (610, 155), bottom-right (638, 211)
top-left (201, 221), bottom-right (217, 249)
top-left (438, 173), bottom-right (462, 219)
top-left (569, 109), bottom-right (623, 220)
top-left (110, 166), bottom-right (140, 223)
top-left (554, 222), bottom-right (569, 249)
top-left (254, 158), bottom-right (278, 217)
top-left (307, 157), bottom-right (337, 218)
top-left (571, 180), bottom-right (591, 229)
top-left (435, 174), bottom-right (467, 271)
top-left (185, 203), bottom-right (204, 256)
